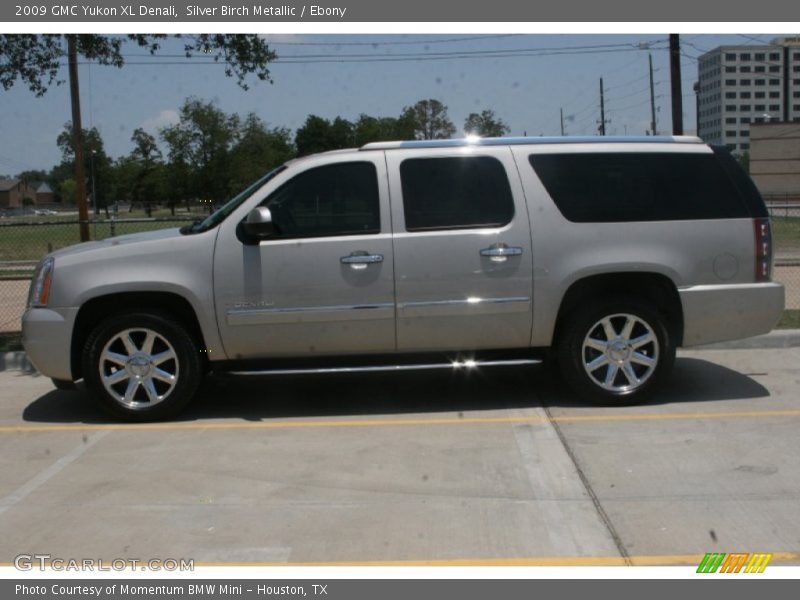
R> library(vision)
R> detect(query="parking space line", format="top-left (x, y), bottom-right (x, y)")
top-left (0, 430), bottom-right (110, 517)
top-left (0, 409), bottom-right (799, 434)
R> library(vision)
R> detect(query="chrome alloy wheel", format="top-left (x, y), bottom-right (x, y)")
top-left (581, 313), bottom-right (659, 393)
top-left (99, 328), bottom-right (179, 408)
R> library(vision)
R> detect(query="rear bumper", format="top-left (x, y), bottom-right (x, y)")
top-left (679, 282), bottom-right (784, 347)
top-left (21, 307), bottom-right (78, 381)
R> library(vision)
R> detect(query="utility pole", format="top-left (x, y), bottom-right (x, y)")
top-left (90, 149), bottom-right (97, 216)
top-left (669, 34), bottom-right (684, 135)
top-left (560, 108), bottom-right (565, 136)
top-left (67, 35), bottom-right (90, 242)
top-left (599, 77), bottom-right (607, 136)
top-left (649, 53), bottom-right (658, 136)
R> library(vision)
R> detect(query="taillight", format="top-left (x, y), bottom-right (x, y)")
top-left (754, 217), bottom-right (772, 282)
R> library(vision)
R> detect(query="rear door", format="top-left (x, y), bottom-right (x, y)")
top-left (386, 146), bottom-right (534, 352)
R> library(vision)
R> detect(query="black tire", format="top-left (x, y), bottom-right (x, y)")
top-left (556, 297), bottom-right (675, 405)
top-left (82, 312), bottom-right (202, 421)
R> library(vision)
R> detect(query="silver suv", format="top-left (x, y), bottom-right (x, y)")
top-left (22, 136), bottom-right (785, 420)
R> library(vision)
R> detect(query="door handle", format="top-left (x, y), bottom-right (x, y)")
top-left (341, 252), bottom-right (384, 270)
top-left (480, 243), bottom-right (523, 263)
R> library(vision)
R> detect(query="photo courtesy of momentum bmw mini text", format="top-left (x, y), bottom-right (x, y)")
top-left (1, 0), bottom-right (800, 596)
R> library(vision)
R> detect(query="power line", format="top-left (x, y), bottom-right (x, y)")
top-left (72, 48), bottom-right (652, 67)
top-left (737, 34), bottom-right (775, 46)
top-left (606, 95), bottom-right (664, 114)
top-left (73, 46), bottom-right (654, 67)
top-left (121, 41), bottom-right (662, 61)
top-left (606, 83), bottom-right (659, 103)
top-left (610, 71), bottom-right (655, 91)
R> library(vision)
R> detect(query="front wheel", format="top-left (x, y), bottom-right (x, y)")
top-left (556, 299), bottom-right (675, 404)
top-left (82, 312), bottom-right (203, 421)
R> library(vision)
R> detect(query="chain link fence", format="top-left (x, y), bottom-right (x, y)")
top-left (768, 197), bottom-right (800, 313)
top-left (2, 206), bottom-right (800, 348)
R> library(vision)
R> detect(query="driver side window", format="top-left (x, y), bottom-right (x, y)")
top-left (262, 161), bottom-right (380, 238)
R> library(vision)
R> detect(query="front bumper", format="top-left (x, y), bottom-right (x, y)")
top-left (21, 307), bottom-right (79, 381)
top-left (679, 282), bottom-right (784, 347)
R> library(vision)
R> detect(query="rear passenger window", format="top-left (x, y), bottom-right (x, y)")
top-left (400, 156), bottom-right (514, 231)
top-left (528, 153), bottom-right (750, 222)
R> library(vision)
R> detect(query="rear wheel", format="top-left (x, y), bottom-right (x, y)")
top-left (557, 298), bottom-right (675, 404)
top-left (82, 312), bottom-right (202, 421)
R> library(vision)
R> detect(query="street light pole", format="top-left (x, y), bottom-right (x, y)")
top-left (90, 149), bottom-right (97, 216)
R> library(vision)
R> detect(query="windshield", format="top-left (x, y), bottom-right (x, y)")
top-left (181, 165), bottom-right (287, 234)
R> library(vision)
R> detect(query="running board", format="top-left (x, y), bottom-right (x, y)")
top-left (224, 358), bottom-right (541, 377)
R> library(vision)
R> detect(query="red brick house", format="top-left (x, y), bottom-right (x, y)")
top-left (0, 179), bottom-right (37, 208)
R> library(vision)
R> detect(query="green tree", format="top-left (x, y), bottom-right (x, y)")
top-left (464, 110), bottom-right (510, 137)
top-left (353, 114), bottom-right (416, 145)
top-left (161, 98), bottom-right (241, 205)
top-left (0, 34), bottom-right (278, 238)
top-left (0, 34), bottom-right (277, 96)
top-left (16, 169), bottom-right (48, 186)
top-left (126, 128), bottom-right (168, 214)
top-left (58, 178), bottom-right (77, 204)
top-left (295, 115), bottom-right (355, 156)
top-left (46, 161), bottom-right (75, 202)
top-left (56, 123), bottom-right (112, 213)
top-left (130, 128), bottom-right (162, 166)
top-left (108, 156), bottom-right (138, 206)
top-left (402, 99), bottom-right (456, 140)
top-left (228, 114), bottom-right (295, 194)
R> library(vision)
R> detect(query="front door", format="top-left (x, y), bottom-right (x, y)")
top-left (213, 156), bottom-right (395, 359)
top-left (385, 147), bottom-right (534, 352)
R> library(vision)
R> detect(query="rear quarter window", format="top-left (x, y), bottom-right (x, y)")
top-left (528, 152), bottom-right (751, 222)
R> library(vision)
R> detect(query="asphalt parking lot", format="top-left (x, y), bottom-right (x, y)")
top-left (0, 346), bottom-right (799, 567)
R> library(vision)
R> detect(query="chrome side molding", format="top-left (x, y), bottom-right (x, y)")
top-left (224, 358), bottom-right (541, 376)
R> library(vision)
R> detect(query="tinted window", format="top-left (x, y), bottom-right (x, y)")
top-left (528, 153), bottom-right (751, 223)
top-left (400, 156), bottom-right (514, 231)
top-left (262, 162), bottom-right (380, 238)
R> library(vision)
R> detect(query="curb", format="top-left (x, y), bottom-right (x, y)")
top-left (0, 351), bottom-right (35, 373)
top-left (691, 329), bottom-right (800, 350)
top-left (2, 330), bottom-right (800, 374)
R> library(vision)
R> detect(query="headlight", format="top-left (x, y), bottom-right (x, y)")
top-left (28, 257), bottom-right (55, 308)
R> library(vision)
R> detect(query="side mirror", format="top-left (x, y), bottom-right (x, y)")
top-left (242, 206), bottom-right (276, 240)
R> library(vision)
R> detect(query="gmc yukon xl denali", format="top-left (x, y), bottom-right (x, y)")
top-left (22, 136), bottom-right (785, 420)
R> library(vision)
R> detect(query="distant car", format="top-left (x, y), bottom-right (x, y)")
top-left (34, 209), bottom-right (58, 216)
top-left (22, 136), bottom-right (785, 421)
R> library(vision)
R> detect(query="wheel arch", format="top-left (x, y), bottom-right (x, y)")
top-left (71, 291), bottom-right (208, 381)
top-left (552, 272), bottom-right (684, 350)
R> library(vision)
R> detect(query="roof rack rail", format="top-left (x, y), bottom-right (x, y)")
top-left (360, 135), bottom-right (703, 151)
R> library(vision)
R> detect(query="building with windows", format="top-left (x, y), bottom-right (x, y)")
top-left (697, 37), bottom-right (800, 154)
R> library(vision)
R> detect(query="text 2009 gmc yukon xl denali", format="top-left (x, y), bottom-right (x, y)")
top-left (22, 136), bottom-right (784, 420)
